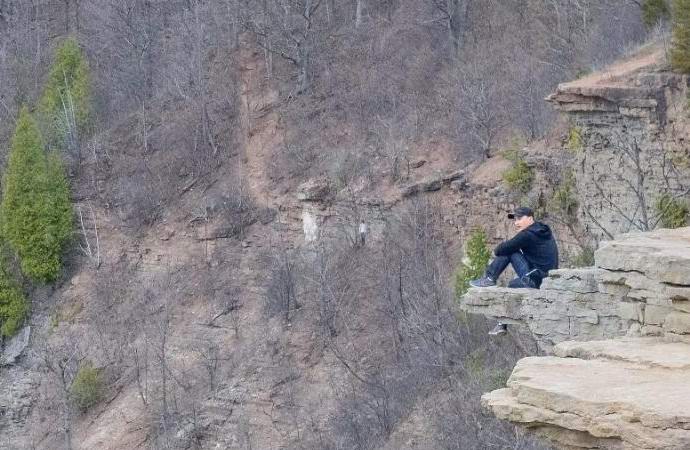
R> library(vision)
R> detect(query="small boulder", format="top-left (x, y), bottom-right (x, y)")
top-left (450, 179), bottom-right (468, 192)
top-left (442, 169), bottom-right (464, 183)
top-left (401, 183), bottom-right (420, 197)
top-left (1, 326), bottom-right (30, 366)
top-left (297, 178), bottom-right (331, 202)
top-left (256, 208), bottom-right (277, 225)
top-left (421, 178), bottom-right (443, 192)
top-left (160, 226), bottom-right (175, 241)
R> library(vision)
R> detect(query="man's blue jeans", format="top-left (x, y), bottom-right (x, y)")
top-left (486, 253), bottom-right (536, 288)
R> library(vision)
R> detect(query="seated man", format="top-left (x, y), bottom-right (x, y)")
top-left (469, 207), bottom-right (559, 335)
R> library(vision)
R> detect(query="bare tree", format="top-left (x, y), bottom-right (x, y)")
top-left (264, 236), bottom-right (300, 323)
top-left (76, 201), bottom-right (101, 269)
top-left (36, 334), bottom-right (85, 450)
top-left (428, 0), bottom-right (470, 51)
top-left (455, 62), bottom-right (505, 159)
top-left (586, 129), bottom-right (690, 236)
top-left (247, 0), bottom-right (324, 93)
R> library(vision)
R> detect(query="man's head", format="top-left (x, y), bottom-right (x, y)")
top-left (507, 207), bottom-right (535, 231)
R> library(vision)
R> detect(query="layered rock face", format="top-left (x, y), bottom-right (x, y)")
top-left (462, 227), bottom-right (690, 353)
top-left (484, 338), bottom-right (690, 450)
top-left (460, 227), bottom-right (690, 449)
top-left (546, 48), bottom-right (690, 239)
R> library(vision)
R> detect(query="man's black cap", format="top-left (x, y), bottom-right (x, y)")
top-left (507, 207), bottom-right (534, 220)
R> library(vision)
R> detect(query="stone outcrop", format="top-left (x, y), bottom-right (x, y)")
top-left (400, 169), bottom-right (465, 197)
top-left (297, 177), bottom-right (332, 202)
top-left (460, 227), bottom-right (690, 449)
top-left (546, 48), bottom-right (690, 239)
top-left (1, 326), bottom-right (30, 366)
top-left (0, 366), bottom-right (38, 448)
top-left (546, 72), bottom-right (683, 127)
top-left (461, 227), bottom-right (690, 353)
top-left (484, 338), bottom-right (690, 450)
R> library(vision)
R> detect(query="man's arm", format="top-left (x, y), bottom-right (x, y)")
top-left (494, 230), bottom-right (532, 256)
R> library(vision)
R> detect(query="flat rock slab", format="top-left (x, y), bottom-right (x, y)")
top-left (554, 337), bottom-right (690, 370)
top-left (483, 337), bottom-right (690, 450)
top-left (508, 357), bottom-right (690, 429)
top-left (461, 287), bottom-right (531, 322)
top-left (595, 227), bottom-right (690, 286)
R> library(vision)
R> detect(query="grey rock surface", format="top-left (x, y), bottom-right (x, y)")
top-left (460, 227), bottom-right (690, 352)
top-left (483, 338), bottom-right (690, 450)
top-left (296, 178), bottom-right (331, 202)
top-left (547, 67), bottom-right (690, 239)
top-left (1, 326), bottom-right (30, 366)
top-left (462, 227), bottom-right (690, 450)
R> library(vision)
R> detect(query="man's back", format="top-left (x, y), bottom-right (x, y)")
top-left (494, 222), bottom-right (559, 273)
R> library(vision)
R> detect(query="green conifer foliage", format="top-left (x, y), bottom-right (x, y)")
top-left (672, 0), bottom-right (690, 72)
top-left (643, 0), bottom-right (670, 27)
top-left (454, 229), bottom-right (492, 298)
top-left (1, 108), bottom-right (73, 282)
top-left (70, 362), bottom-right (104, 411)
top-left (38, 37), bottom-right (91, 145)
top-left (0, 254), bottom-right (28, 337)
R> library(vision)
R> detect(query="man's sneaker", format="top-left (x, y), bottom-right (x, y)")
top-left (488, 323), bottom-right (507, 336)
top-left (469, 276), bottom-right (496, 288)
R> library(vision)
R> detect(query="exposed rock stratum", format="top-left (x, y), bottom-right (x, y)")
top-left (460, 227), bottom-right (690, 450)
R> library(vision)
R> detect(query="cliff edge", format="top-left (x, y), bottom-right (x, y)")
top-left (460, 226), bottom-right (690, 449)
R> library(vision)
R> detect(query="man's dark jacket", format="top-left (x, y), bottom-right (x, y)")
top-left (494, 222), bottom-right (559, 274)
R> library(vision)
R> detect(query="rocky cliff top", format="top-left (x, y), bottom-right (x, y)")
top-left (460, 227), bottom-right (690, 449)
top-left (485, 337), bottom-right (690, 450)
top-left (545, 45), bottom-right (684, 126)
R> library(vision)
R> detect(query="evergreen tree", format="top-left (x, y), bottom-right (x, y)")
top-left (454, 229), bottom-right (492, 298)
top-left (672, 0), bottom-right (690, 72)
top-left (0, 252), bottom-right (28, 338)
top-left (38, 37), bottom-right (91, 147)
top-left (1, 108), bottom-right (73, 282)
top-left (643, 0), bottom-right (670, 28)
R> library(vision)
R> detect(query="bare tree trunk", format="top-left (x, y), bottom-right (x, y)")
top-left (63, 0), bottom-right (70, 33)
top-left (226, 0), bottom-right (240, 48)
top-left (355, 0), bottom-right (363, 29)
top-left (448, 0), bottom-right (467, 51)
top-left (297, 44), bottom-right (310, 93)
top-left (73, 0), bottom-right (82, 32)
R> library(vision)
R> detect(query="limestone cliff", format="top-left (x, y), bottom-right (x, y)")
top-left (546, 45), bottom-right (690, 239)
top-left (463, 227), bottom-right (690, 352)
top-left (457, 43), bottom-right (690, 450)
top-left (460, 227), bottom-right (690, 449)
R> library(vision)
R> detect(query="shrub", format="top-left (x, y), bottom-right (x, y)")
top-left (549, 171), bottom-right (578, 219)
top-left (38, 37), bottom-right (91, 147)
top-left (574, 67), bottom-right (592, 79)
top-left (656, 193), bottom-right (689, 228)
top-left (643, 0), bottom-right (671, 27)
top-left (0, 108), bottom-right (73, 282)
top-left (502, 157), bottom-right (534, 194)
top-left (0, 259), bottom-right (28, 338)
top-left (70, 362), bottom-right (103, 411)
top-left (328, 150), bottom-right (370, 190)
top-left (672, 0), bottom-right (690, 72)
top-left (566, 127), bottom-right (584, 152)
top-left (569, 246), bottom-right (595, 268)
top-left (454, 229), bottom-right (492, 298)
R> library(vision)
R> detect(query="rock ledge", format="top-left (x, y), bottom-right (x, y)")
top-left (461, 227), bottom-right (690, 449)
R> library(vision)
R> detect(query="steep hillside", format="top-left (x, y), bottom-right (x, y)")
top-left (0, 35), bottom-right (546, 450)
top-left (0, 2), bottom-right (670, 450)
